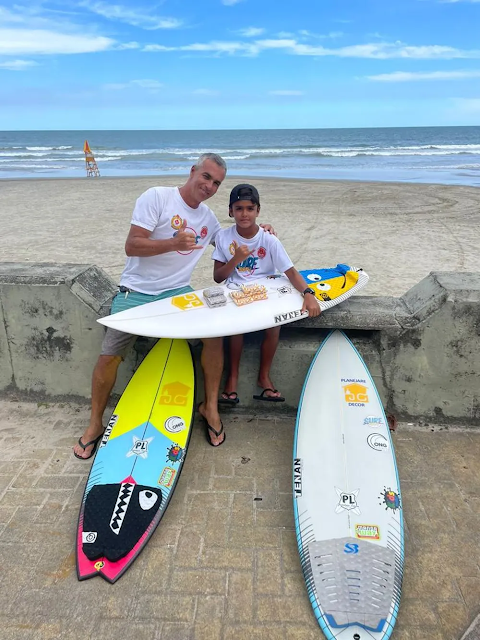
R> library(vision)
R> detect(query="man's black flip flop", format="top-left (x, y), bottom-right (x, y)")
top-left (74, 432), bottom-right (103, 460)
top-left (197, 403), bottom-right (226, 446)
top-left (202, 416), bottom-right (226, 447)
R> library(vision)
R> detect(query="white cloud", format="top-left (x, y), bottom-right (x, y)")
top-left (80, 2), bottom-right (183, 30)
top-left (452, 98), bottom-right (480, 113)
top-left (193, 89), bottom-right (220, 95)
top-left (326, 31), bottom-right (343, 40)
top-left (115, 41), bottom-right (140, 50)
top-left (269, 90), bottom-right (304, 95)
top-left (0, 59), bottom-right (38, 70)
top-left (104, 78), bottom-right (163, 90)
top-left (143, 44), bottom-right (171, 52)
top-left (0, 29), bottom-right (114, 55)
top-left (238, 27), bottom-right (265, 37)
top-left (143, 38), bottom-right (480, 59)
top-left (144, 41), bottom-right (254, 55)
top-left (0, 6), bottom-right (24, 24)
top-left (134, 79), bottom-right (163, 89)
top-left (367, 70), bottom-right (480, 81)
top-left (0, 4), bottom-right (95, 32)
top-left (299, 30), bottom-right (343, 40)
top-left (368, 32), bottom-right (389, 40)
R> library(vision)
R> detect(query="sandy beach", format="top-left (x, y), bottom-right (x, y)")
top-left (1, 176), bottom-right (479, 297)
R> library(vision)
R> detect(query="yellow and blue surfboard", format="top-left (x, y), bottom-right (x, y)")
top-left (76, 338), bottom-right (195, 583)
top-left (299, 264), bottom-right (368, 308)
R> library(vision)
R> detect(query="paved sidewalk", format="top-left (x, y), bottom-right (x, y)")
top-left (0, 400), bottom-right (479, 640)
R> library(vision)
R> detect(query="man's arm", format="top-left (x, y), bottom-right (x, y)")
top-left (259, 224), bottom-right (277, 236)
top-left (125, 221), bottom-right (202, 257)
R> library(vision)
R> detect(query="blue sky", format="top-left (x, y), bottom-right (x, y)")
top-left (1, 0), bottom-right (479, 130)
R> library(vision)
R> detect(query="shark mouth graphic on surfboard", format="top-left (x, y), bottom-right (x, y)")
top-left (80, 476), bottom-right (162, 562)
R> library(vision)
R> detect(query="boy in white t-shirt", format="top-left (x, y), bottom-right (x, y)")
top-left (212, 184), bottom-right (320, 404)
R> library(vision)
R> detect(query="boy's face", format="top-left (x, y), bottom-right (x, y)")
top-left (229, 199), bottom-right (260, 230)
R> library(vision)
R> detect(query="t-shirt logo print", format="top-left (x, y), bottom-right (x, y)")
top-left (236, 254), bottom-right (258, 277)
top-left (171, 215), bottom-right (183, 230)
top-left (173, 222), bottom-right (201, 255)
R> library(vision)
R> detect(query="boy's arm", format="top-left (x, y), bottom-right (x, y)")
top-left (213, 259), bottom-right (235, 283)
top-left (284, 267), bottom-right (321, 317)
top-left (213, 245), bottom-right (253, 283)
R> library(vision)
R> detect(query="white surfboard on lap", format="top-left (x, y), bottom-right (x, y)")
top-left (98, 267), bottom-right (369, 339)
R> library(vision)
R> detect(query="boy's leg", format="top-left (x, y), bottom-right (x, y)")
top-left (198, 337), bottom-right (225, 446)
top-left (257, 326), bottom-right (283, 399)
top-left (222, 334), bottom-right (244, 397)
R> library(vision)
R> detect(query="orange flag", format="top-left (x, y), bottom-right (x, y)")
top-left (83, 140), bottom-right (92, 154)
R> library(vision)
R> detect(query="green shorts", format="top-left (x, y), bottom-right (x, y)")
top-left (100, 285), bottom-right (194, 357)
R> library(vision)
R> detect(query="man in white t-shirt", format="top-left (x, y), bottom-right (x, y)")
top-left (74, 154), bottom-right (233, 457)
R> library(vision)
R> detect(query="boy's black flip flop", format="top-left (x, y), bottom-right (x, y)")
top-left (253, 388), bottom-right (285, 403)
top-left (218, 391), bottom-right (240, 406)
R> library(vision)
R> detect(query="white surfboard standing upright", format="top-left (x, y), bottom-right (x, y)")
top-left (293, 331), bottom-right (404, 640)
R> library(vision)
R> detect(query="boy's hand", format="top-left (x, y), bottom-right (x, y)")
top-left (234, 244), bottom-right (253, 263)
top-left (173, 220), bottom-right (202, 252)
top-left (302, 294), bottom-right (321, 317)
top-left (260, 223), bottom-right (277, 236)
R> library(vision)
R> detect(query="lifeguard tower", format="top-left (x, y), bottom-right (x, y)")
top-left (84, 140), bottom-right (100, 177)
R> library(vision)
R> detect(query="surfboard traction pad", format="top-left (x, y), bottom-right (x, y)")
top-left (308, 537), bottom-right (395, 632)
top-left (82, 481), bottom-right (162, 562)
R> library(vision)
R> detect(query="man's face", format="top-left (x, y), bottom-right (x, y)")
top-left (190, 159), bottom-right (226, 202)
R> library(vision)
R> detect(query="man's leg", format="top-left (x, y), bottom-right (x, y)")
top-left (73, 315), bottom-right (135, 459)
top-left (73, 285), bottom-right (202, 457)
top-left (198, 337), bottom-right (225, 446)
top-left (73, 355), bottom-right (122, 458)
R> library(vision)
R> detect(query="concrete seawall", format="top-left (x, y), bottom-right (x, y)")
top-left (1, 262), bottom-right (479, 425)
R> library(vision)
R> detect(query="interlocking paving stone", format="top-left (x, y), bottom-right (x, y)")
top-left (0, 401), bottom-right (479, 639)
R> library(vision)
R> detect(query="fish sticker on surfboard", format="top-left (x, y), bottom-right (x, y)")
top-left (299, 263), bottom-right (368, 308)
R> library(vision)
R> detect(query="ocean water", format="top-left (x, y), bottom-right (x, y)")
top-left (1, 127), bottom-right (479, 186)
